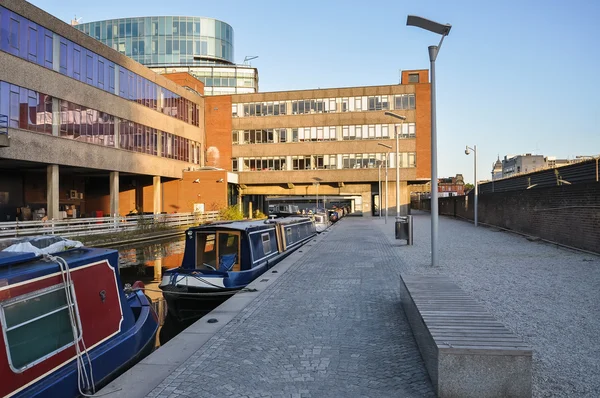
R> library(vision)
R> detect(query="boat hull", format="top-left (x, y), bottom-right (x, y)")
top-left (12, 290), bottom-right (158, 398)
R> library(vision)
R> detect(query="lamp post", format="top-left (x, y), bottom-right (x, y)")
top-left (378, 142), bottom-right (392, 224)
top-left (313, 177), bottom-right (323, 212)
top-left (384, 111), bottom-right (407, 217)
top-left (407, 15), bottom-right (452, 267)
top-left (465, 145), bottom-right (478, 227)
top-left (378, 163), bottom-right (382, 218)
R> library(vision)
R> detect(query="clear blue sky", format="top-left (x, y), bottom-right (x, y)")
top-left (29, 0), bottom-right (600, 184)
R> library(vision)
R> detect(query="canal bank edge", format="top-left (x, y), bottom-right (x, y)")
top-left (96, 222), bottom-right (334, 397)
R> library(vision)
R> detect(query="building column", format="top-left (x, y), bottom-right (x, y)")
top-left (114, 65), bottom-right (120, 95)
top-left (286, 155), bottom-right (292, 171)
top-left (153, 176), bottom-right (162, 214)
top-left (46, 165), bottom-right (59, 220)
top-left (51, 98), bottom-right (60, 136)
top-left (110, 171), bottom-right (119, 216)
top-left (114, 117), bottom-right (120, 148)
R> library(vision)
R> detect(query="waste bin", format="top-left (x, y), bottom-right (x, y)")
top-left (395, 215), bottom-right (413, 245)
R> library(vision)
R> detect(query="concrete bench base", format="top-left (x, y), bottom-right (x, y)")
top-left (400, 275), bottom-right (532, 398)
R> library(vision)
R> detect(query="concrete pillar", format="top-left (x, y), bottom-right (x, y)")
top-left (51, 97), bottom-right (60, 136)
top-left (46, 165), bottom-right (59, 220)
top-left (114, 65), bottom-right (120, 95)
top-left (114, 117), bottom-right (120, 148)
top-left (52, 33), bottom-right (60, 72)
top-left (110, 171), bottom-right (119, 216)
top-left (156, 131), bottom-right (162, 156)
top-left (153, 176), bottom-right (162, 214)
top-left (249, 201), bottom-right (253, 219)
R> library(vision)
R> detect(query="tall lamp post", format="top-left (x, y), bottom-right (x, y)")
top-left (378, 142), bottom-right (392, 224)
top-left (378, 163), bottom-right (382, 218)
top-left (407, 15), bottom-right (452, 267)
top-left (313, 177), bottom-right (323, 211)
top-left (465, 145), bottom-right (478, 226)
top-left (384, 111), bottom-right (407, 217)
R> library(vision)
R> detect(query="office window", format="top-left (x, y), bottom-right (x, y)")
top-left (408, 73), bottom-right (420, 83)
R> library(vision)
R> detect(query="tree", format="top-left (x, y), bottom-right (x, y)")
top-left (464, 183), bottom-right (474, 192)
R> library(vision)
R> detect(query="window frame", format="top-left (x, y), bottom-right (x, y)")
top-left (0, 283), bottom-right (82, 373)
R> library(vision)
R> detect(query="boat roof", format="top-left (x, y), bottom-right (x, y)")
top-left (189, 217), bottom-right (313, 232)
top-left (0, 247), bottom-right (118, 287)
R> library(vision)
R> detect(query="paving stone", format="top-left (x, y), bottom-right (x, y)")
top-left (147, 218), bottom-right (434, 397)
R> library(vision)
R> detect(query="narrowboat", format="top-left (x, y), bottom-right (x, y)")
top-left (311, 212), bottom-right (331, 233)
top-left (159, 217), bottom-right (316, 322)
top-left (0, 237), bottom-right (158, 398)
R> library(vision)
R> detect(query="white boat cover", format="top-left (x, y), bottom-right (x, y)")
top-left (1, 235), bottom-right (83, 256)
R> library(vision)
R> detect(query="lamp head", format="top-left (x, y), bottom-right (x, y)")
top-left (465, 146), bottom-right (470, 155)
top-left (384, 111), bottom-right (406, 121)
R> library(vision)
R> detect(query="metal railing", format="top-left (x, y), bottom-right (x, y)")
top-left (0, 114), bottom-right (8, 135)
top-left (0, 211), bottom-right (220, 240)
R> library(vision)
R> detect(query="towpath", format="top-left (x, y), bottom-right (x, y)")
top-left (99, 212), bottom-right (600, 397)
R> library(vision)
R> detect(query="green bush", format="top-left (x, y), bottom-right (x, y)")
top-left (253, 209), bottom-right (266, 219)
top-left (219, 205), bottom-right (244, 220)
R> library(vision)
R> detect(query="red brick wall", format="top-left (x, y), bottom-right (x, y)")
top-left (204, 96), bottom-right (233, 171)
top-left (435, 183), bottom-right (600, 253)
top-left (162, 170), bottom-right (229, 213)
top-left (414, 80), bottom-right (431, 180)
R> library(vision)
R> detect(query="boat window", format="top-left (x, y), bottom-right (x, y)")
top-left (217, 232), bottom-right (240, 272)
top-left (0, 284), bottom-right (80, 373)
top-left (196, 233), bottom-right (217, 269)
top-left (286, 228), bottom-right (292, 240)
top-left (261, 233), bottom-right (271, 255)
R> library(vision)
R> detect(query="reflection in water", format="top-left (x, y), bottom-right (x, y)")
top-left (116, 236), bottom-right (187, 345)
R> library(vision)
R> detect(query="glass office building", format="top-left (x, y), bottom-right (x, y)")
top-left (76, 17), bottom-right (258, 95)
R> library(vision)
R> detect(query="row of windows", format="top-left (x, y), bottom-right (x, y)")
top-left (77, 17), bottom-right (233, 44)
top-left (232, 152), bottom-right (417, 172)
top-left (232, 123), bottom-right (416, 145)
top-left (0, 80), bottom-right (200, 163)
top-left (0, 6), bottom-right (200, 127)
top-left (232, 94), bottom-right (416, 118)
top-left (76, 17), bottom-right (234, 63)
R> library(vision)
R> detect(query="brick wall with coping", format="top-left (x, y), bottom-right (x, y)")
top-left (433, 183), bottom-right (600, 253)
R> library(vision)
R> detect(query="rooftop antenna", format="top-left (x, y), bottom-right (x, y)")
top-left (71, 15), bottom-right (83, 26)
top-left (243, 56), bottom-right (258, 66)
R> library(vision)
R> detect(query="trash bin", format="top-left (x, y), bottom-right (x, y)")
top-left (395, 215), bottom-right (413, 245)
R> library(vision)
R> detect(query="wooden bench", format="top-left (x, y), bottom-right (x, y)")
top-left (400, 275), bottom-right (532, 398)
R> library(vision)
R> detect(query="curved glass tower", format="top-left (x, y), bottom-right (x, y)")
top-left (76, 17), bottom-right (258, 95)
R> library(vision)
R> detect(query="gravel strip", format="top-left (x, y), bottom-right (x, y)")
top-left (376, 211), bottom-right (600, 397)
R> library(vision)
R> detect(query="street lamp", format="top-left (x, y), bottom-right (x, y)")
top-left (378, 163), bottom-right (382, 218)
top-left (465, 145), bottom-right (478, 227)
top-left (378, 142), bottom-right (392, 224)
top-left (384, 111), bottom-right (407, 217)
top-left (407, 15), bottom-right (452, 267)
top-left (313, 177), bottom-right (323, 211)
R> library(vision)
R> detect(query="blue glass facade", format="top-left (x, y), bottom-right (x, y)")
top-left (75, 17), bottom-right (234, 67)
top-left (0, 6), bottom-right (200, 127)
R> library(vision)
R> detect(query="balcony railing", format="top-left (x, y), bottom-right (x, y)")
top-left (0, 211), bottom-right (220, 240)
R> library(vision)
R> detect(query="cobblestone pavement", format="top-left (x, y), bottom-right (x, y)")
top-left (376, 211), bottom-right (600, 398)
top-left (148, 218), bottom-right (434, 398)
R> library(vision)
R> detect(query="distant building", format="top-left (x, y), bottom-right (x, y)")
top-left (74, 16), bottom-right (259, 96)
top-left (438, 174), bottom-right (464, 197)
top-left (494, 153), bottom-right (586, 179)
top-left (491, 156), bottom-right (503, 180)
top-left (502, 154), bottom-right (545, 178)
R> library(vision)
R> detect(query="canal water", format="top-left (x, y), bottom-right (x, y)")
top-left (114, 235), bottom-right (188, 345)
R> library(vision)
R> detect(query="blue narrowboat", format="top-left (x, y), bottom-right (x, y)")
top-left (159, 217), bottom-right (316, 322)
top-left (0, 238), bottom-right (158, 398)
